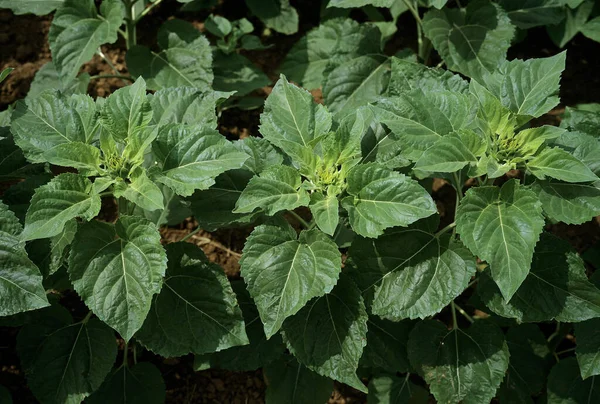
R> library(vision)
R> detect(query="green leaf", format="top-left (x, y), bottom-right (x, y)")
top-left (213, 52), bottom-right (270, 96)
top-left (327, 0), bottom-right (395, 7)
top-left (234, 166), bottom-right (310, 215)
top-left (360, 317), bottom-right (415, 373)
top-left (532, 180), bottom-right (600, 224)
top-left (499, 52), bottom-right (566, 119)
top-left (560, 104), bottom-right (600, 136)
top-left (575, 317), bottom-right (600, 379)
top-left (189, 170), bottom-right (260, 231)
top-left (282, 276), bottom-right (368, 393)
top-left (150, 87), bottom-right (231, 128)
top-left (408, 320), bottom-right (509, 404)
top-left (205, 14), bottom-right (232, 37)
top-left (11, 92), bottom-right (100, 167)
top-left (499, 0), bottom-right (568, 29)
top-left (233, 136), bottom-right (285, 174)
top-left (309, 192), bottom-right (339, 236)
top-left (151, 124), bottom-right (248, 197)
top-left (348, 219), bottom-right (475, 319)
top-left (246, 0), bottom-right (298, 35)
top-left (478, 233), bottom-right (600, 322)
top-left (240, 224), bottom-right (342, 338)
top-left (264, 357), bottom-right (333, 404)
top-left (68, 216), bottom-right (167, 340)
top-left (0, 230), bottom-right (49, 316)
top-left (47, 219), bottom-right (77, 275)
top-left (0, 134), bottom-right (43, 181)
top-left (0, 67), bottom-right (13, 83)
top-left (323, 55), bottom-right (390, 120)
top-left (28, 62), bottom-right (90, 100)
top-left (113, 169), bottom-right (165, 212)
top-left (456, 179), bottom-right (545, 301)
top-left (498, 324), bottom-right (550, 402)
top-left (2, 174), bottom-right (52, 223)
top-left (279, 18), bottom-right (381, 89)
top-left (49, 0), bottom-right (124, 81)
top-left (260, 75), bottom-right (331, 165)
top-left (414, 132), bottom-right (478, 173)
top-left (367, 374), bottom-right (428, 404)
top-left (527, 146), bottom-right (598, 183)
top-left (552, 130), bottom-right (600, 176)
top-left (17, 314), bottom-right (117, 404)
top-left (21, 173), bottom-right (101, 241)
top-left (547, 1), bottom-right (594, 48)
top-left (87, 363), bottom-right (166, 404)
top-left (372, 90), bottom-right (474, 160)
top-left (547, 358), bottom-right (600, 403)
top-left (422, 0), bottom-right (515, 81)
top-left (344, 163), bottom-right (437, 238)
top-left (0, 0), bottom-right (63, 15)
top-left (194, 280), bottom-right (285, 371)
top-left (127, 19), bottom-right (213, 91)
top-left (0, 201), bottom-right (22, 236)
top-left (136, 243), bottom-right (248, 356)
top-left (388, 57), bottom-right (468, 97)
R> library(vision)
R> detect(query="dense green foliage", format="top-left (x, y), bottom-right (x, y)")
top-left (1, 0), bottom-right (600, 403)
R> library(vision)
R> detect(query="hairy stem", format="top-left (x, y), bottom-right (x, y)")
top-left (134, 0), bottom-right (165, 24)
top-left (122, 340), bottom-right (129, 368)
top-left (453, 302), bottom-right (475, 323)
top-left (81, 311), bottom-right (93, 324)
top-left (124, 0), bottom-right (137, 49)
top-left (451, 301), bottom-right (459, 330)
top-left (434, 222), bottom-right (456, 238)
top-left (288, 210), bottom-right (311, 229)
top-left (90, 74), bottom-right (134, 82)
top-left (179, 227), bottom-right (202, 243)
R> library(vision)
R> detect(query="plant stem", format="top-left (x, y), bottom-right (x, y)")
top-left (90, 74), bottom-right (134, 82)
top-left (98, 191), bottom-right (113, 197)
top-left (453, 302), bottom-right (475, 323)
top-left (122, 340), bottom-right (129, 368)
top-left (81, 311), bottom-right (93, 324)
top-left (452, 172), bottom-right (463, 202)
top-left (467, 278), bottom-right (479, 288)
top-left (124, 0), bottom-right (137, 49)
top-left (434, 222), bottom-right (456, 238)
top-left (555, 347), bottom-right (576, 356)
top-left (288, 210), bottom-right (310, 229)
top-left (96, 48), bottom-right (121, 75)
top-left (451, 301), bottom-right (459, 330)
top-left (180, 227), bottom-right (202, 242)
top-left (134, 0), bottom-right (165, 24)
top-left (133, 342), bottom-right (138, 364)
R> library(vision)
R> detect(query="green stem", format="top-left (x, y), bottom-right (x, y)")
top-left (434, 222), bottom-right (456, 238)
top-left (96, 48), bottom-right (121, 75)
top-left (90, 74), bottom-right (134, 82)
top-left (133, 342), bottom-right (138, 364)
top-left (122, 341), bottom-right (129, 368)
top-left (124, 0), bottom-right (137, 49)
top-left (288, 210), bottom-right (310, 229)
top-left (134, 0), bottom-right (165, 24)
top-left (556, 347), bottom-right (576, 356)
top-left (180, 227), bottom-right (202, 243)
top-left (98, 191), bottom-right (113, 197)
top-left (451, 301), bottom-right (459, 330)
top-left (452, 172), bottom-right (463, 202)
top-left (467, 278), bottom-right (479, 288)
top-left (453, 302), bottom-right (475, 323)
top-left (81, 311), bottom-right (93, 324)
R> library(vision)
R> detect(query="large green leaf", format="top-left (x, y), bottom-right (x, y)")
top-left (574, 272), bottom-right (600, 380)
top-left (17, 313), bottom-right (117, 404)
top-left (498, 324), bottom-right (550, 402)
top-left (367, 374), bottom-right (428, 404)
top-left (113, 169), bottom-right (164, 212)
top-left (0, 0), bottom-right (63, 15)
top-left (560, 104), bottom-right (600, 136)
top-left (344, 163), bottom-right (437, 238)
top-left (28, 62), bottom-right (90, 100)
top-left (360, 317), bottom-right (415, 373)
top-left (547, 1), bottom-right (594, 48)
top-left (547, 358), bottom-right (600, 403)
top-left (527, 146), bottom-right (598, 183)
top-left (264, 357), bottom-right (333, 404)
top-left (414, 132), bottom-right (479, 173)
top-left (552, 130), bottom-right (600, 176)
top-left (279, 18), bottom-right (381, 89)
top-left (11, 92), bottom-right (101, 168)
top-left (456, 180), bottom-right (545, 301)
top-left (233, 136), bottom-right (285, 174)
top-left (478, 233), bottom-right (600, 322)
top-left (240, 224), bottom-right (341, 338)
top-left (260, 75), bottom-right (331, 165)
top-left (327, 0), bottom-right (395, 7)
top-left (309, 192), bottom-right (340, 236)
top-left (189, 170), bottom-right (260, 231)
top-left (2, 174), bottom-right (52, 223)
top-left (408, 320), bottom-right (509, 404)
top-left (372, 90), bottom-right (474, 160)
top-left (234, 166), bottom-right (309, 215)
top-left (422, 0), bottom-right (515, 81)
top-left (0, 201), bottom-right (22, 236)
top-left (136, 243), bottom-right (247, 356)
top-left (499, 0), bottom-right (568, 29)
top-left (127, 20), bottom-right (213, 91)
top-left (49, 0), bottom-right (124, 81)
top-left (388, 57), bottom-right (468, 96)
top-left (0, 134), bottom-right (43, 181)
top-left (68, 216), bottom-right (167, 341)
top-left (194, 280), bottom-right (285, 371)
top-left (21, 173), bottom-right (101, 241)
top-left (349, 219), bottom-right (475, 319)
top-left (0, 230), bottom-right (49, 316)
top-left (87, 363), bottom-right (165, 404)
top-left (282, 276), bottom-right (368, 393)
top-left (246, 0), bottom-right (298, 35)
top-left (323, 55), bottom-right (390, 120)
top-left (150, 87), bottom-right (231, 128)
top-left (151, 124), bottom-right (248, 197)
top-left (532, 180), bottom-right (600, 224)
top-left (213, 52), bottom-right (270, 96)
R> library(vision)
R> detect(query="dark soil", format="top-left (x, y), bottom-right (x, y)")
top-left (1, 0), bottom-right (599, 403)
